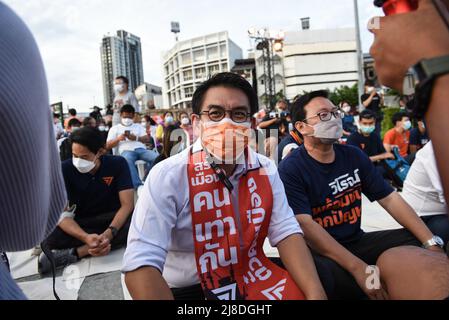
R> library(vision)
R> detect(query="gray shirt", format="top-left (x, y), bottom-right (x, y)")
top-left (0, 2), bottom-right (67, 300)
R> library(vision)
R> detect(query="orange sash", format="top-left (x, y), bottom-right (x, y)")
top-left (188, 150), bottom-right (305, 300)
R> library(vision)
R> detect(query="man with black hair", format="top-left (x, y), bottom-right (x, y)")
top-left (409, 115), bottom-right (429, 155)
top-left (64, 108), bottom-right (80, 129)
top-left (123, 72), bottom-right (326, 301)
top-left (278, 90), bottom-right (443, 300)
top-left (347, 109), bottom-right (394, 163)
top-left (113, 76), bottom-right (139, 126)
top-left (383, 111), bottom-right (411, 160)
top-left (39, 127), bottom-right (134, 274)
top-left (58, 118), bottom-right (82, 161)
top-left (107, 104), bottom-right (158, 188)
top-left (361, 80), bottom-right (383, 135)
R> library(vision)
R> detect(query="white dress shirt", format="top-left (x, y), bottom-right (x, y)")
top-left (402, 142), bottom-right (447, 217)
top-left (122, 140), bottom-right (303, 288)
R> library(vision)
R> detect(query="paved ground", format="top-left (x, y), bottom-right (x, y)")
top-left (11, 195), bottom-right (401, 300)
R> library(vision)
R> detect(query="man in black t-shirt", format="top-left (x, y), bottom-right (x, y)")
top-left (361, 81), bottom-right (383, 135)
top-left (347, 110), bottom-right (394, 177)
top-left (279, 90), bottom-right (443, 300)
top-left (39, 128), bottom-right (134, 274)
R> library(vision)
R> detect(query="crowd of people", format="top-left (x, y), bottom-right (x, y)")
top-left (1, 0), bottom-right (449, 301)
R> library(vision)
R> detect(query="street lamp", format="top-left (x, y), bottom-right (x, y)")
top-left (248, 27), bottom-right (284, 110)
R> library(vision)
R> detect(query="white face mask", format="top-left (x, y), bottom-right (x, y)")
top-left (307, 117), bottom-right (343, 145)
top-left (342, 106), bottom-right (351, 113)
top-left (72, 156), bottom-right (96, 174)
top-left (114, 84), bottom-right (125, 93)
top-left (141, 121), bottom-right (147, 127)
top-left (98, 126), bottom-right (106, 132)
top-left (122, 118), bottom-right (134, 127)
top-left (181, 118), bottom-right (190, 125)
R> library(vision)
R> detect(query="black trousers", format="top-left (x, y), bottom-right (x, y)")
top-left (312, 228), bottom-right (420, 300)
top-left (45, 211), bottom-right (131, 251)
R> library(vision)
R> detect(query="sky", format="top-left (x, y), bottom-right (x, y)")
top-left (3, 0), bottom-right (380, 113)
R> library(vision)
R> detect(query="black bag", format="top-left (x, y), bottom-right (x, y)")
top-left (59, 138), bottom-right (72, 162)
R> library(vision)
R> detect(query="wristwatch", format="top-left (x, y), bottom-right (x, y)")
top-left (422, 235), bottom-right (445, 249)
top-left (108, 226), bottom-right (118, 239)
top-left (410, 55), bottom-right (449, 117)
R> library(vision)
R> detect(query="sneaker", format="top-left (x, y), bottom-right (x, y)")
top-left (38, 248), bottom-right (78, 275)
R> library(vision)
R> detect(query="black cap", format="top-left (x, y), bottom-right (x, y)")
top-left (374, 0), bottom-right (386, 7)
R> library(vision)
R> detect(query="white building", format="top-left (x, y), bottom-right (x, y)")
top-left (282, 28), bottom-right (359, 100)
top-left (101, 30), bottom-right (144, 106)
top-left (162, 31), bottom-right (243, 109)
top-left (134, 83), bottom-right (163, 112)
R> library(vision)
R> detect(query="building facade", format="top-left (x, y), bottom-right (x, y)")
top-left (135, 83), bottom-right (163, 112)
top-left (162, 31), bottom-right (243, 109)
top-left (282, 28), bottom-right (359, 100)
top-left (101, 30), bottom-right (144, 106)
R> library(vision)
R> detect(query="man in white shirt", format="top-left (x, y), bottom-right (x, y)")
top-left (106, 104), bottom-right (158, 188)
top-left (402, 142), bottom-right (449, 245)
top-left (113, 76), bottom-right (140, 126)
top-left (122, 72), bottom-right (326, 301)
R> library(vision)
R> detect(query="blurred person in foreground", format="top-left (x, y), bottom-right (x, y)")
top-left (369, 0), bottom-right (449, 299)
top-left (0, 2), bottom-right (67, 300)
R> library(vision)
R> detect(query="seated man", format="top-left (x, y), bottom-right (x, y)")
top-left (106, 104), bottom-right (158, 188)
top-left (122, 73), bottom-right (326, 301)
top-left (276, 126), bottom-right (303, 164)
top-left (347, 109), bottom-right (394, 176)
top-left (409, 115), bottom-right (429, 156)
top-left (58, 118), bottom-right (81, 161)
top-left (383, 111), bottom-right (412, 162)
top-left (402, 142), bottom-right (449, 246)
top-left (39, 127), bottom-right (134, 274)
top-left (278, 90), bottom-right (444, 300)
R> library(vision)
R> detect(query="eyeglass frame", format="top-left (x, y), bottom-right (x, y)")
top-left (301, 108), bottom-right (344, 124)
top-left (199, 105), bottom-right (251, 123)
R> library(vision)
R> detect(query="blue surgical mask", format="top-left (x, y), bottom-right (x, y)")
top-left (403, 120), bottom-right (412, 131)
top-left (165, 116), bottom-right (174, 124)
top-left (360, 125), bottom-right (375, 135)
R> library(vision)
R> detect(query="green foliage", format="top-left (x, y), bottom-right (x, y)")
top-left (328, 84), bottom-right (359, 107)
top-left (381, 107), bottom-right (401, 138)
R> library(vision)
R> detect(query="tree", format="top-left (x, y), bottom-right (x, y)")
top-left (329, 84), bottom-right (359, 107)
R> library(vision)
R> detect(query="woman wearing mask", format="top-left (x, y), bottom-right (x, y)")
top-left (179, 111), bottom-right (194, 146)
top-left (156, 112), bottom-right (176, 144)
top-left (340, 101), bottom-right (357, 138)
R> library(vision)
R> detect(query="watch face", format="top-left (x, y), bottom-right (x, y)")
top-left (434, 236), bottom-right (444, 247)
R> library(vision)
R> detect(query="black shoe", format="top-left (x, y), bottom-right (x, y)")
top-left (38, 248), bottom-right (78, 275)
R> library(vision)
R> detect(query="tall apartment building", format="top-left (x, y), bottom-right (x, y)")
top-left (162, 31), bottom-right (243, 109)
top-left (101, 30), bottom-right (144, 106)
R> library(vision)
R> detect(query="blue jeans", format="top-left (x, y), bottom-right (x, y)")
top-left (121, 148), bottom-right (159, 188)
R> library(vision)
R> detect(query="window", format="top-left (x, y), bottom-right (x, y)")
top-left (208, 64), bottom-right (220, 76)
top-left (221, 63), bottom-right (228, 71)
top-left (207, 47), bottom-right (218, 60)
top-left (185, 87), bottom-right (194, 98)
top-left (220, 44), bottom-right (227, 57)
top-left (183, 70), bottom-right (193, 81)
top-left (181, 52), bottom-right (191, 65)
top-left (193, 49), bottom-right (205, 62)
top-left (195, 67), bottom-right (206, 79)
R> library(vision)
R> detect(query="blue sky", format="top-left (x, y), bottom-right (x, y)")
top-left (3, 0), bottom-right (380, 112)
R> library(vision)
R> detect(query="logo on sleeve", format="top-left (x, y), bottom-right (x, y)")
top-left (102, 177), bottom-right (114, 186)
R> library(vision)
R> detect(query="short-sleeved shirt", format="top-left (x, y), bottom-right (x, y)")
top-left (278, 144), bottom-right (394, 243)
top-left (383, 128), bottom-right (410, 158)
top-left (347, 131), bottom-right (385, 158)
top-left (277, 134), bottom-right (301, 163)
top-left (409, 128), bottom-right (429, 151)
top-left (361, 93), bottom-right (382, 118)
top-left (107, 123), bottom-right (147, 154)
top-left (62, 155), bottom-right (133, 219)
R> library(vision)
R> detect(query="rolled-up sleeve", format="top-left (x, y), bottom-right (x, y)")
top-left (122, 163), bottom-right (178, 273)
top-left (264, 159), bottom-right (303, 247)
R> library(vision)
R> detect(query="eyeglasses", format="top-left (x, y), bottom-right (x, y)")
top-left (200, 105), bottom-right (251, 123)
top-left (303, 109), bottom-right (344, 123)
